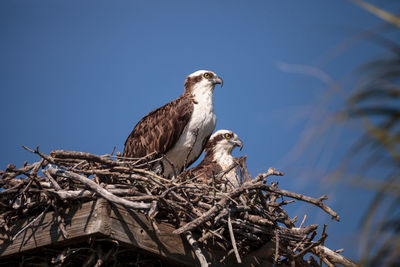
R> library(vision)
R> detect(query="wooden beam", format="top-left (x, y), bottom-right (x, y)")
top-left (0, 199), bottom-right (279, 266)
top-left (0, 199), bottom-right (201, 266)
top-left (0, 199), bottom-right (111, 257)
top-left (108, 203), bottom-right (198, 265)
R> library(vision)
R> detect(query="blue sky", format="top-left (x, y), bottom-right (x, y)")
top-left (0, 0), bottom-right (392, 261)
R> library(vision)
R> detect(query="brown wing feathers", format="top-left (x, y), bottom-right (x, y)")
top-left (183, 159), bottom-right (222, 184)
top-left (182, 138), bottom-right (222, 184)
top-left (123, 95), bottom-right (194, 161)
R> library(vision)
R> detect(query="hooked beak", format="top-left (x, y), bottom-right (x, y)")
top-left (213, 76), bottom-right (223, 87)
top-left (229, 138), bottom-right (243, 151)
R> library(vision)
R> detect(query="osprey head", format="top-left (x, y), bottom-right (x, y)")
top-left (205, 129), bottom-right (243, 157)
top-left (184, 70), bottom-right (223, 95)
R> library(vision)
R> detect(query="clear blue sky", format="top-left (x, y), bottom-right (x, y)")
top-left (0, 0), bottom-right (391, 261)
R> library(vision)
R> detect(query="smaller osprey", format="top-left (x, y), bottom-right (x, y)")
top-left (183, 130), bottom-right (243, 191)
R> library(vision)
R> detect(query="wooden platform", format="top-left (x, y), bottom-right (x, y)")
top-left (0, 199), bottom-right (276, 266)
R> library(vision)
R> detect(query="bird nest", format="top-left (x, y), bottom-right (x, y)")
top-left (0, 147), bottom-right (356, 266)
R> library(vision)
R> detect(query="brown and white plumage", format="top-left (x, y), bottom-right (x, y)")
top-left (183, 130), bottom-right (243, 191)
top-left (123, 70), bottom-right (223, 178)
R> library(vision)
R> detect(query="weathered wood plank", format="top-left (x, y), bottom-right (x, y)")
top-left (0, 199), bottom-right (276, 266)
top-left (109, 204), bottom-right (198, 266)
top-left (0, 199), bottom-right (199, 266)
top-left (0, 199), bottom-right (111, 257)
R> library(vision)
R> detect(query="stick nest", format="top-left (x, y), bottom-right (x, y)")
top-left (0, 147), bottom-right (357, 266)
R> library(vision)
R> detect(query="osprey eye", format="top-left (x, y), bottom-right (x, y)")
top-left (225, 133), bottom-right (232, 139)
top-left (203, 73), bottom-right (211, 79)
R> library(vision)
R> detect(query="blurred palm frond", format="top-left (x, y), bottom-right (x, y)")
top-left (350, 0), bottom-right (400, 27)
top-left (342, 22), bottom-right (400, 265)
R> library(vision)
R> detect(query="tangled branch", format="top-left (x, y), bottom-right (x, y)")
top-left (0, 147), bottom-right (356, 266)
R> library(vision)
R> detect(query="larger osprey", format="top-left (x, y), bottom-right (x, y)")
top-left (183, 129), bottom-right (243, 191)
top-left (123, 70), bottom-right (223, 178)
